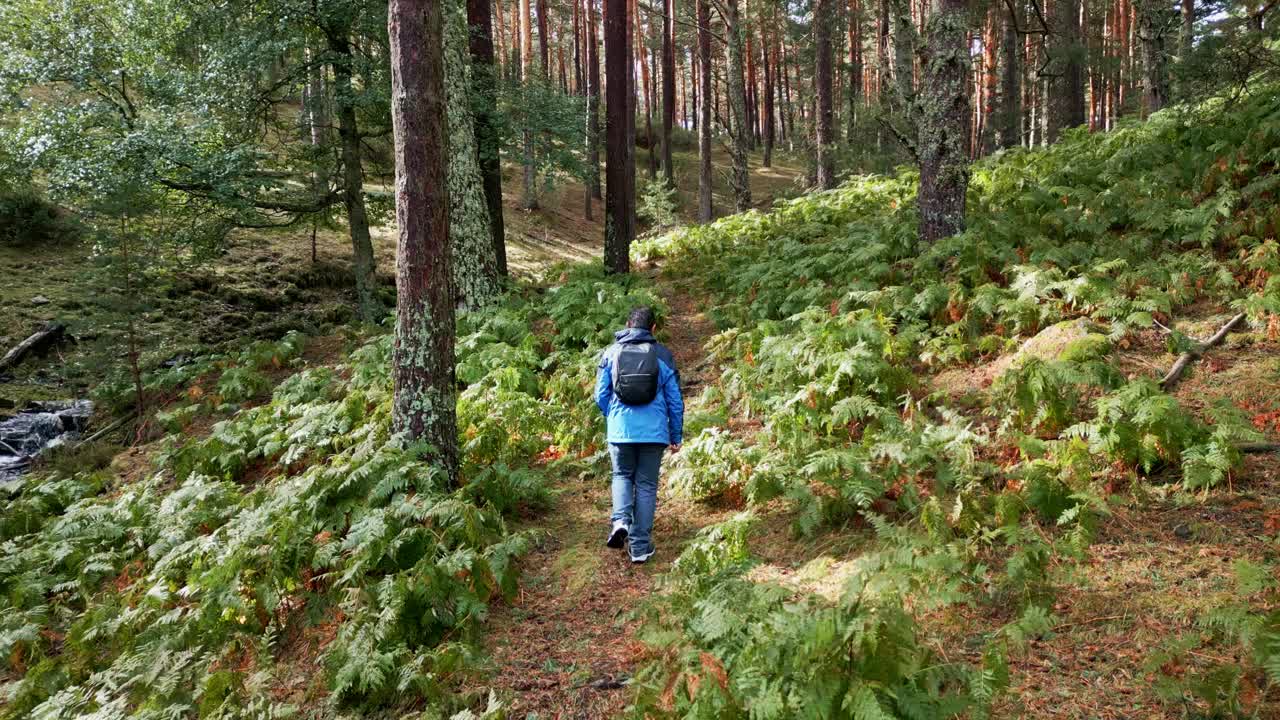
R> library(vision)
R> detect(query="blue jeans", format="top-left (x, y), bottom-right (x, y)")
top-left (609, 443), bottom-right (666, 556)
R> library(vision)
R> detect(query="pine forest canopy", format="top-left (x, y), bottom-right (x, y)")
top-left (5, 0), bottom-right (1278, 278)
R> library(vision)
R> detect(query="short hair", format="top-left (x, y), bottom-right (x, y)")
top-left (627, 306), bottom-right (656, 330)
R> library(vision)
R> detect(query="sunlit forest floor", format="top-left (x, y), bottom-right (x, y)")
top-left (0, 143), bottom-right (801, 414)
top-left (503, 142), bottom-right (805, 273)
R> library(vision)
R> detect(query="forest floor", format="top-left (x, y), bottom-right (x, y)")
top-left (0, 144), bottom-right (801, 415)
top-left (6, 129), bottom-right (1280, 717)
top-left (476, 272), bottom-right (735, 719)
top-left (481, 283), bottom-right (1280, 719)
top-left (502, 144), bottom-right (804, 274)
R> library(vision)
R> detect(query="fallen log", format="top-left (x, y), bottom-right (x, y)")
top-left (1158, 313), bottom-right (1246, 391)
top-left (74, 412), bottom-right (136, 448)
top-left (1237, 442), bottom-right (1280, 454)
top-left (0, 322), bottom-right (66, 373)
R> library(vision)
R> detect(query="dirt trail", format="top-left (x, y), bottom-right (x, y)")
top-left (478, 274), bottom-right (722, 719)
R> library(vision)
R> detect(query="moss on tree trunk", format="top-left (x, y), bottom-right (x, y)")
top-left (917, 0), bottom-right (972, 244)
top-left (388, 0), bottom-right (460, 482)
top-left (467, 0), bottom-right (509, 277)
top-left (445, 0), bottom-right (501, 310)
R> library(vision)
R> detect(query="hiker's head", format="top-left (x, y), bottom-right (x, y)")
top-left (626, 306), bottom-right (656, 331)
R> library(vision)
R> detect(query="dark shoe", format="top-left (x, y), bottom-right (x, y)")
top-left (606, 521), bottom-right (629, 549)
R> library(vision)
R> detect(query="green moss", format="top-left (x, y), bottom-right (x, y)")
top-left (1059, 333), bottom-right (1113, 363)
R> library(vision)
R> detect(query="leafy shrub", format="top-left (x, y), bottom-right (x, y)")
top-left (666, 428), bottom-right (756, 502)
top-left (0, 187), bottom-right (79, 246)
top-left (992, 354), bottom-right (1123, 434)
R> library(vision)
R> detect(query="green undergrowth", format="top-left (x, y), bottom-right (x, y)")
top-left (629, 91), bottom-right (1280, 717)
top-left (0, 265), bottom-right (661, 718)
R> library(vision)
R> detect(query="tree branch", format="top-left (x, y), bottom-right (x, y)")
top-left (878, 117), bottom-right (919, 163)
top-left (1158, 313), bottom-right (1247, 391)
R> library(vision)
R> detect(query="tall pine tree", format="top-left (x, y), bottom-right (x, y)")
top-left (388, 0), bottom-right (459, 480)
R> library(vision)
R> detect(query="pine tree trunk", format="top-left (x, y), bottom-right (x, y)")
top-left (779, 38), bottom-right (791, 145)
top-left (725, 0), bottom-right (753, 211)
top-left (302, 46), bottom-right (330, 211)
top-left (647, 44), bottom-right (658, 178)
top-left (1179, 0), bottom-right (1193, 63)
top-left (327, 32), bottom-right (382, 324)
top-left (605, 0), bottom-right (635, 272)
top-left (467, 0), bottom-right (509, 277)
top-left (494, 0), bottom-right (508, 74)
top-left (520, 0), bottom-right (539, 209)
top-left (537, 0), bottom-right (550, 72)
top-left (890, 0), bottom-right (916, 110)
top-left (1137, 0), bottom-right (1167, 113)
top-left (578, 0), bottom-right (594, 220)
top-left (1049, 0), bottom-right (1086, 141)
top-left (636, 7), bottom-right (654, 179)
top-left (628, 0), bottom-right (638, 163)
top-left (847, 0), bottom-right (863, 143)
top-left (445, 0), bottom-right (501, 309)
top-left (917, 0), bottom-right (972, 244)
top-left (746, 36), bottom-right (759, 149)
top-left (661, 0), bottom-right (676, 182)
top-left (762, 30), bottom-right (776, 168)
top-left (387, 0), bottom-right (459, 481)
top-left (587, 0), bottom-right (602, 201)
top-left (573, 0), bottom-right (583, 92)
top-left (994, 2), bottom-right (1020, 149)
top-left (696, 0), bottom-right (714, 221)
top-left (692, 47), bottom-right (699, 131)
top-left (976, 9), bottom-right (998, 154)
top-left (815, 0), bottom-right (837, 188)
top-left (681, 49), bottom-right (689, 128)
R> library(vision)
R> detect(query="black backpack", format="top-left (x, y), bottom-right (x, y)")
top-left (611, 343), bottom-right (660, 405)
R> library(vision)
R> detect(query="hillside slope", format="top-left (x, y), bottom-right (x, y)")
top-left (623, 91), bottom-right (1280, 718)
top-left (1, 92), bottom-right (1279, 720)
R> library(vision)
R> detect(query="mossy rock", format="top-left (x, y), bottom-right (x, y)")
top-left (285, 262), bottom-right (352, 290)
top-left (216, 311), bottom-right (251, 329)
top-left (993, 319), bottom-right (1110, 379)
top-left (253, 318), bottom-right (316, 340)
top-left (311, 302), bottom-right (354, 325)
top-left (236, 288), bottom-right (285, 312)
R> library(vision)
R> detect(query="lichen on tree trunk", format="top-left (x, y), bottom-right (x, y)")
top-left (388, 0), bottom-right (460, 483)
top-left (444, 0), bottom-right (501, 310)
top-left (916, 0), bottom-right (972, 244)
top-left (467, 0), bottom-right (509, 277)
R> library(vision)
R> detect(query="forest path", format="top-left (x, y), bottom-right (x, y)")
top-left (477, 271), bottom-right (727, 719)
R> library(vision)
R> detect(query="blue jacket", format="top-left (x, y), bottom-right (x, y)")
top-left (595, 329), bottom-right (684, 445)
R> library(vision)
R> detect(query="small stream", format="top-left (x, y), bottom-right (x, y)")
top-left (0, 400), bottom-right (93, 487)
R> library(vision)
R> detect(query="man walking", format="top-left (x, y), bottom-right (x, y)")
top-left (594, 306), bottom-right (684, 563)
